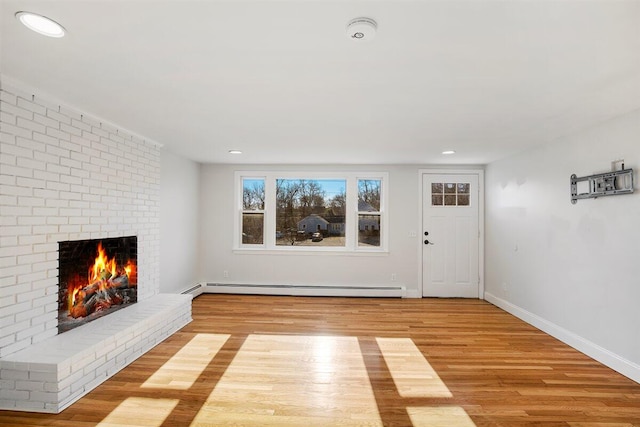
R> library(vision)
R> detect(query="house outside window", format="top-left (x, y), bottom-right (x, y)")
top-left (235, 172), bottom-right (388, 252)
top-left (275, 178), bottom-right (346, 247)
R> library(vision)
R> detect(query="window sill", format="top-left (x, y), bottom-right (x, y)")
top-left (233, 247), bottom-right (389, 256)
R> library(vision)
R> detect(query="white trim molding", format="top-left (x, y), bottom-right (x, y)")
top-left (418, 168), bottom-right (485, 300)
top-left (485, 292), bottom-right (640, 384)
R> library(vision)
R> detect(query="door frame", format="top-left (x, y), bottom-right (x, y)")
top-left (418, 168), bottom-right (485, 299)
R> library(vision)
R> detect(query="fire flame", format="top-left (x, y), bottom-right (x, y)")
top-left (67, 275), bottom-right (84, 314)
top-left (124, 260), bottom-right (137, 284)
top-left (66, 242), bottom-right (136, 313)
top-left (90, 244), bottom-right (117, 286)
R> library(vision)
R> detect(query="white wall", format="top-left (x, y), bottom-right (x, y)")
top-left (0, 79), bottom-right (161, 357)
top-left (199, 164), bottom-right (434, 297)
top-left (160, 150), bottom-right (200, 293)
top-left (485, 109), bottom-right (640, 382)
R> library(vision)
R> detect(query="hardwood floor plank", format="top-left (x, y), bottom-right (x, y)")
top-left (407, 406), bottom-right (476, 427)
top-left (1, 295), bottom-right (639, 426)
top-left (376, 337), bottom-right (452, 398)
top-left (96, 397), bottom-right (179, 427)
top-left (141, 333), bottom-right (229, 390)
top-left (190, 334), bottom-right (382, 426)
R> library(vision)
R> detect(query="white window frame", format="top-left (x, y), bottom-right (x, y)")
top-left (234, 171), bottom-right (389, 253)
top-left (356, 177), bottom-right (384, 249)
top-left (239, 175), bottom-right (266, 247)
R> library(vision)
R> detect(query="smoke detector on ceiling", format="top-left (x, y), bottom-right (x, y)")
top-left (346, 17), bottom-right (377, 42)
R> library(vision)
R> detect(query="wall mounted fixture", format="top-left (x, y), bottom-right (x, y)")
top-left (570, 167), bottom-right (634, 204)
top-left (15, 11), bottom-right (66, 38)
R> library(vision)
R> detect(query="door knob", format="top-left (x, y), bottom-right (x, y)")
top-left (424, 231), bottom-right (429, 236)
top-left (424, 239), bottom-right (434, 245)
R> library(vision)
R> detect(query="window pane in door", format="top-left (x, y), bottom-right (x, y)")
top-left (457, 195), bottom-right (470, 206)
top-left (457, 183), bottom-right (470, 194)
top-left (444, 195), bottom-right (457, 206)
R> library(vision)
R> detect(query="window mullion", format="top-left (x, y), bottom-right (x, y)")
top-left (345, 176), bottom-right (358, 249)
top-left (264, 177), bottom-right (277, 249)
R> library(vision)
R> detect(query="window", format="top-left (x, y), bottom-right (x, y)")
top-left (241, 178), bottom-right (265, 244)
top-left (275, 179), bottom-right (346, 247)
top-left (358, 179), bottom-right (381, 248)
top-left (235, 172), bottom-right (387, 252)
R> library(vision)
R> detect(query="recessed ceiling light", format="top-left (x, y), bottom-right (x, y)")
top-left (228, 150), bottom-right (242, 155)
top-left (15, 11), bottom-right (66, 38)
top-left (442, 150), bottom-right (456, 155)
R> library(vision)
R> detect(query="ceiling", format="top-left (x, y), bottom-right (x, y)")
top-left (2, 1), bottom-right (639, 165)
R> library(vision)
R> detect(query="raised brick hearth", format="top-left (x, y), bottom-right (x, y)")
top-left (0, 294), bottom-right (191, 413)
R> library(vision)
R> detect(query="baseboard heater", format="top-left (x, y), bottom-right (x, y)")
top-left (205, 282), bottom-right (405, 297)
top-left (182, 283), bottom-right (203, 294)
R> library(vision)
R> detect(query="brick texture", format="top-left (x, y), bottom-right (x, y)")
top-left (0, 81), bottom-right (162, 358)
top-left (0, 294), bottom-right (192, 413)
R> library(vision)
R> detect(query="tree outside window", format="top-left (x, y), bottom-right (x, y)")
top-left (275, 179), bottom-right (346, 247)
top-left (358, 179), bottom-right (382, 247)
top-left (242, 178), bottom-right (265, 245)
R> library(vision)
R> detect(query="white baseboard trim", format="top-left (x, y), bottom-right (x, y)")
top-left (205, 283), bottom-right (406, 298)
top-left (485, 292), bottom-right (640, 384)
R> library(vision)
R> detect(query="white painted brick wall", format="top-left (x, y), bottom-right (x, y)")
top-left (0, 80), bottom-right (162, 358)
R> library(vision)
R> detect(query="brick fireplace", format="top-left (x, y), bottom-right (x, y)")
top-left (0, 79), bottom-right (192, 412)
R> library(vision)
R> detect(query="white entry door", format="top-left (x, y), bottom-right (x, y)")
top-left (422, 173), bottom-right (480, 298)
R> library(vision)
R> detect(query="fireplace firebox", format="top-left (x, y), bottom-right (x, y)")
top-left (58, 236), bottom-right (137, 333)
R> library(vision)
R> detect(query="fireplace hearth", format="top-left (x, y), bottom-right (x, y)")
top-left (58, 236), bottom-right (137, 333)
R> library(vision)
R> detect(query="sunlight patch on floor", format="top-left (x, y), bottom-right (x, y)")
top-left (407, 406), bottom-right (477, 427)
top-left (141, 333), bottom-right (230, 390)
top-left (190, 334), bottom-right (383, 426)
top-left (376, 337), bottom-right (453, 398)
top-left (96, 397), bottom-right (179, 427)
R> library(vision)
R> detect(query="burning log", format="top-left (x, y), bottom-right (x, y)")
top-left (69, 283), bottom-right (129, 318)
top-left (70, 294), bottom-right (97, 318)
top-left (82, 282), bottom-right (101, 301)
top-left (79, 275), bottom-right (128, 302)
top-left (110, 274), bottom-right (130, 289)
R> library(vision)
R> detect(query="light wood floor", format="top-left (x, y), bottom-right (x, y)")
top-left (1, 294), bottom-right (639, 426)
